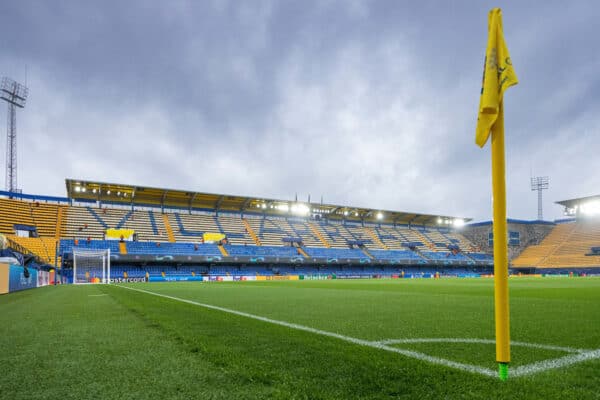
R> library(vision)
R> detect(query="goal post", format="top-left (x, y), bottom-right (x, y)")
top-left (72, 249), bottom-right (111, 284)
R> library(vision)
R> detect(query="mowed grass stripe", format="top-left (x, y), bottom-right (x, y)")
top-left (116, 284), bottom-right (498, 377)
top-left (116, 284), bottom-right (600, 378)
top-left (127, 278), bottom-right (600, 351)
top-left (0, 285), bottom-right (278, 400)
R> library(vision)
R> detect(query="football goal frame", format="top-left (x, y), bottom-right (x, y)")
top-left (72, 248), bottom-right (111, 284)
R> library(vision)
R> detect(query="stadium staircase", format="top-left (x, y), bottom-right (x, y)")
top-left (242, 218), bottom-right (261, 245)
top-left (218, 244), bottom-right (229, 256)
top-left (162, 214), bottom-right (176, 242)
top-left (360, 246), bottom-right (375, 259)
top-left (55, 206), bottom-right (65, 240)
top-left (366, 228), bottom-right (388, 250)
top-left (308, 222), bottom-right (331, 248)
top-left (296, 247), bottom-right (309, 258)
top-left (373, 226), bottom-right (403, 250)
top-left (410, 246), bottom-right (430, 261)
top-left (461, 252), bottom-right (479, 264)
top-left (214, 215), bottom-right (244, 245)
top-left (413, 230), bottom-right (436, 251)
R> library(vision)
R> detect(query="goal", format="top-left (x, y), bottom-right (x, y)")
top-left (72, 249), bottom-right (111, 284)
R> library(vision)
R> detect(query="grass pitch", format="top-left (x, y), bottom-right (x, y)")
top-left (1, 278), bottom-right (599, 399)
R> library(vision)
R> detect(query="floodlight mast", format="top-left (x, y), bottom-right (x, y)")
top-left (530, 176), bottom-right (549, 220)
top-left (1, 77), bottom-right (28, 193)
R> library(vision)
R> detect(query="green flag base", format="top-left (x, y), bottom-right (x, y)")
top-left (498, 362), bottom-right (509, 381)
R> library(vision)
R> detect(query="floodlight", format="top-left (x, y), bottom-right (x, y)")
top-left (343, 211), bottom-right (349, 216)
top-left (376, 212), bottom-right (383, 220)
top-left (82, 187), bottom-right (86, 193)
top-left (437, 218), bottom-right (442, 224)
top-left (531, 176), bottom-right (549, 220)
top-left (291, 203), bottom-right (310, 215)
top-left (581, 201), bottom-right (600, 216)
top-left (261, 204), bottom-right (267, 209)
top-left (453, 219), bottom-right (465, 227)
top-left (107, 190), bottom-right (111, 195)
top-left (74, 186), bottom-right (81, 192)
top-left (92, 189), bottom-right (97, 194)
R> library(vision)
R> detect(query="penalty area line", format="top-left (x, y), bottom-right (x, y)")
top-left (115, 285), bottom-right (495, 377)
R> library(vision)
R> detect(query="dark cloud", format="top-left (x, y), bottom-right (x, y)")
top-left (1, 0), bottom-right (599, 221)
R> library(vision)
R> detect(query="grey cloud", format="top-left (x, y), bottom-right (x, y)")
top-left (1, 0), bottom-right (600, 222)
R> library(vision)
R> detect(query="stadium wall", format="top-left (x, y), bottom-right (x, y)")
top-left (0, 264), bottom-right (8, 294)
top-left (0, 263), bottom-right (53, 294)
top-left (462, 220), bottom-right (555, 261)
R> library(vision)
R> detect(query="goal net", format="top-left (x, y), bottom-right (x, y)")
top-left (73, 249), bottom-right (111, 284)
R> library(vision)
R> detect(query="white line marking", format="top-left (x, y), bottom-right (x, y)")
top-left (376, 338), bottom-right (589, 354)
top-left (116, 285), bottom-right (495, 377)
top-left (88, 294), bottom-right (108, 297)
top-left (511, 349), bottom-right (600, 377)
top-left (114, 285), bottom-right (600, 378)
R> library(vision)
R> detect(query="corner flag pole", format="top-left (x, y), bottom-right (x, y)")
top-left (475, 8), bottom-right (518, 381)
top-left (492, 103), bottom-right (510, 381)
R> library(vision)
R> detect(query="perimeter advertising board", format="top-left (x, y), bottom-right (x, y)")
top-left (8, 265), bottom-right (38, 292)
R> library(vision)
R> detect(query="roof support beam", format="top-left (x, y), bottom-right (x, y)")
top-left (240, 198), bottom-right (252, 216)
top-left (188, 193), bottom-right (197, 214)
top-left (214, 195), bottom-right (225, 216)
top-left (161, 190), bottom-right (168, 213)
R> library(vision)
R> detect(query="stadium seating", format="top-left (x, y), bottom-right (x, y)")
top-left (422, 251), bottom-right (472, 263)
top-left (512, 221), bottom-right (600, 267)
top-left (7, 236), bottom-right (57, 264)
top-left (59, 239), bottom-right (121, 255)
top-left (368, 249), bottom-right (425, 261)
top-left (1, 196), bottom-right (491, 269)
top-left (226, 245), bottom-right (300, 257)
top-left (0, 198), bottom-right (62, 237)
top-left (62, 206), bottom-right (169, 242)
top-left (127, 242), bottom-right (222, 256)
top-left (468, 253), bottom-right (494, 262)
top-left (304, 247), bottom-right (369, 259)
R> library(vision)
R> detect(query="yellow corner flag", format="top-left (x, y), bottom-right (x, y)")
top-left (475, 8), bottom-right (518, 381)
top-left (476, 8), bottom-right (518, 147)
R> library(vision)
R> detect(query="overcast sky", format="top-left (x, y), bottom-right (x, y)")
top-left (1, 0), bottom-right (599, 222)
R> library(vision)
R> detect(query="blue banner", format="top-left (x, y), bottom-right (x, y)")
top-left (148, 275), bottom-right (204, 282)
top-left (9, 265), bottom-right (38, 292)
